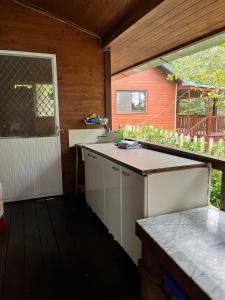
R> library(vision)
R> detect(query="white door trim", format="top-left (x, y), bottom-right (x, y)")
top-left (0, 50), bottom-right (63, 201)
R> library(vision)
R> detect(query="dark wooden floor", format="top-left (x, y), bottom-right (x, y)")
top-left (0, 194), bottom-right (141, 300)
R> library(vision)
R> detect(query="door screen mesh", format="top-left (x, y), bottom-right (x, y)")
top-left (0, 54), bottom-right (56, 137)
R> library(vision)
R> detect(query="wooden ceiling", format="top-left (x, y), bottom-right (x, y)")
top-left (109, 0), bottom-right (225, 74)
top-left (14, 0), bottom-right (164, 39)
top-left (13, 0), bottom-right (225, 75)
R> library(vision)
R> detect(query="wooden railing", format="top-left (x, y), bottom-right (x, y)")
top-left (212, 115), bottom-right (225, 134)
top-left (187, 115), bottom-right (207, 136)
top-left (177, 113), bottom-right (225, 139)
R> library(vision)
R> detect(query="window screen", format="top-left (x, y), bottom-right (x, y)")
top-left (117, 91), bottom-right (147, 113)
top-left (0, 54), bottom-right (56, 137)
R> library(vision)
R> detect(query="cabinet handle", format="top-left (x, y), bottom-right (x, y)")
top-left (87, 153), bottom-right (92, 157)
top-left (122, 171), bottom-right (130, 176)
top-left (92, 155), bottom-right (97, 159)
top-left (112, 166), bottom-right (119, 171)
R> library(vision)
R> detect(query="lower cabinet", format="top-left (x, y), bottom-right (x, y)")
top-left (84, 150), bottom-right (94, 209)
top-left (121, 167), bottom-right (146, 263)
top-left (84, 148), bottom-right (146, 263)
top-left (92, 153), bottom-right (105, 223)
top-left (104, 159), bottom-right (122, 245)
top-left (84, 150), bottom-right (105, 223)
top-left (84, 148), bottom-right (210, 265)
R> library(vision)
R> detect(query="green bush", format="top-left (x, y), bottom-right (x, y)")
top-left (210, 170), bottom-right (222, 208)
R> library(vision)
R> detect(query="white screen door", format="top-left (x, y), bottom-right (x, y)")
top-left (0, 51), bottom-right (62, 202)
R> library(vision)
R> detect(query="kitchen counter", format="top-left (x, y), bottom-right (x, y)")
top-left (82, 143), bottom-right (207, 175)
top-left (137, 206), bottom-right (225, 300)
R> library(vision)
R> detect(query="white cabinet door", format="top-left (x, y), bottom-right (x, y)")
top-left (91, 153), bottom-right (105, 223)
top-left (104, 159), bottom-right (122, 245)
top-left (121, 166), bottom-right (145, 264)
top-left (84, 150), bottom-right (95, 209)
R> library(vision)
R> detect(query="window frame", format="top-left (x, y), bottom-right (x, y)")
top-left (116, 90), bottom-right (148, 114)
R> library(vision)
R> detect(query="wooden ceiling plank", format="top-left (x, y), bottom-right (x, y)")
top-left (14, 0), bottom-right (163, 39)
top-left (112, 0), bottom-right (225, 66)
top-left (111, 15), bottom-right (225, 74)
top-left (12, 0), bottom-right (101, 39)
top-left (110, 0), bottom-right (225, 69)
top-left (101, 0), bottom-right (166, 48)
top-left (111, 22), bottom-right (225, 75)
top-left (109, 0), bottom-right (195, 51)
top-left (110, 0), bottom-right (217, 53)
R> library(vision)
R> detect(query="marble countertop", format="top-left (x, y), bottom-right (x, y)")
top-left (83, 143), bottom-right (207, 175)
top-left (137, 206), bottom-right (225, 300)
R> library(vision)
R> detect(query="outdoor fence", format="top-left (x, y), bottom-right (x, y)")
top-left (177, 113), bottom-right (225, 139)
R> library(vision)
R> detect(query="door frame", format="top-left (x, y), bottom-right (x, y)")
top-left (0, 50), bottom-right (63, 199)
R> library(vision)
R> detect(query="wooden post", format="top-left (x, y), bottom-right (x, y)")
top-left (213, 98), bottom-right (218, 116)
top-left (104, 49), bottom-right (112, 129)
top-left (207, 96), bottom-right (211, 113)
top-left (220, 169), bottom-right (225, 211)
top-left (193, 113), bottom-right (198, 135)
top-left (187, 90), bottom-right (191, 115)
top-left (176, 98), bottom-right (180, 130)
top-left (177, 98), bottom-right (181, 115)
top-left (212, 98), bottom-right (218, 133)
top-left (206, 112), bottom-right (212, 139)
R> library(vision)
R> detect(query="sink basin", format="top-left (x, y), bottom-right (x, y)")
top-left (97, 132), bottom-right (117, 143)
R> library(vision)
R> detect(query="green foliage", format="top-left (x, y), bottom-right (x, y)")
top-left (210, 169), bottom-right (222, 208)
top-left (179, 97), bottom-right (208, 115)
top-left (171, 45), bottom-right (225, 87)
top-left (124, 124), bottom-right (225, 208)
top-left (168, 45), bottom-right (225, 114)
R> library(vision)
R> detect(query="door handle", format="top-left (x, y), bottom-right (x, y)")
top-left (112, 166), bottom-right (119, 171)
top-left (122, 171), bottom-right (130, 176)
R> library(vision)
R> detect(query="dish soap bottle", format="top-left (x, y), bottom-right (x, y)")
top-left (117, 124), bottom-right (124, 143)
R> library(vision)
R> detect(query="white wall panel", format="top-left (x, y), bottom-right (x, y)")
top-left (0, 137), bottom-right (62, 202)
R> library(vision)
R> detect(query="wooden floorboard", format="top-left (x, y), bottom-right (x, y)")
top-left (24, 200), bottom-right (46, 300)
top-left (36, 200), bottom-right (64, 300)
top-left (0, 205), bottom-right (11, 299)
top-left (0, 195), bottom-right (141, 300)
top-left (3, 202), bottom-right (25, 300)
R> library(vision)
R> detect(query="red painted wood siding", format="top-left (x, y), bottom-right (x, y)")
top-left (112, 68), bottom-right (176, 130)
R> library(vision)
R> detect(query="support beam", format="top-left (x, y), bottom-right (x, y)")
top-left (220, 169), bottom-right (225, 211)
top-left (104, 49), bottom-right (112, 129)
top-left (176, 97), bottom-right (180, 130)
top-left (206, 112), bottom-right (213, 138)
top-left (213, 98), bottom-right (218, 116)
top-left (101, 0), bottom-right (165, 48)
top-left (207, 96), bottom-right (211, 113)
top-left (187, 90), bottom-right (191, 115)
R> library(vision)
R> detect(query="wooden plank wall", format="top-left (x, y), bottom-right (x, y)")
top-left (0, 0), bottom-right (105, 193)
top-left (111, 68), bottom-right (176, 130)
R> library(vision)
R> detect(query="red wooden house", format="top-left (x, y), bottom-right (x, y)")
top-left (111, 66), bottom-right (177, 130)
top-left (111, 65), bottom-right (225, 139)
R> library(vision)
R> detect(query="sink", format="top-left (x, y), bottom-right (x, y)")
top-left (97, 132), bottom-right (117, 143)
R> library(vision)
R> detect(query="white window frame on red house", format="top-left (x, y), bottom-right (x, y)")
top-left (116, 90), bottom-right (147, 114)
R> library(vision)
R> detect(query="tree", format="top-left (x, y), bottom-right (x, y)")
top-left (167, 44), bottom-right (225, 115)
